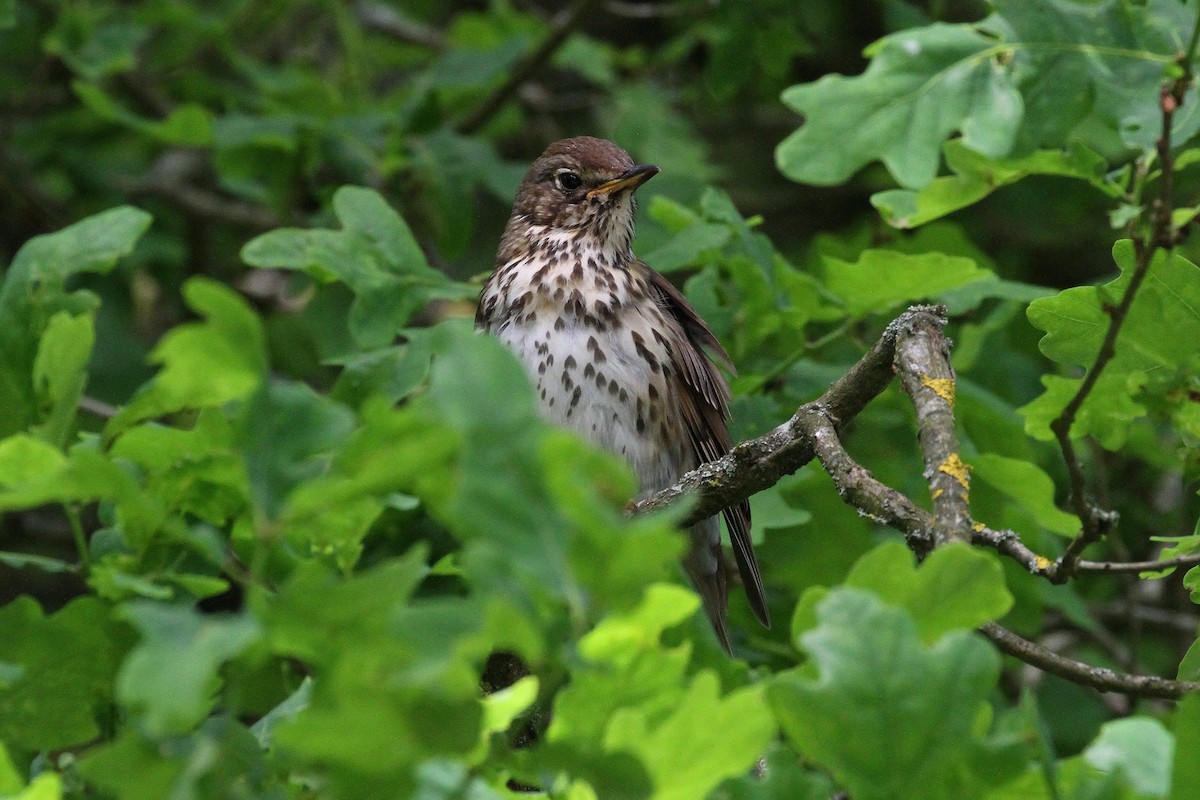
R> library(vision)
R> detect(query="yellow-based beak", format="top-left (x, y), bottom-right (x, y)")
top-left (586, 164), bottom-right (660, 199)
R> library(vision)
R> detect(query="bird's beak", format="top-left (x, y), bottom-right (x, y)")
top-left (587, 164), bottom-right (660, 199)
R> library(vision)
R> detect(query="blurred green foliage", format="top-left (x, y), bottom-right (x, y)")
top-left (2, 0), bottom-right (1200, 798)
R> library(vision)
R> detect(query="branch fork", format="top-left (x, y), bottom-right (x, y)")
top-left (632, 305), bottom-right (1200, 700)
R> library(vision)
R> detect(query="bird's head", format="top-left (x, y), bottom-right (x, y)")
top-left (503, 136), bottom-right (659, 261)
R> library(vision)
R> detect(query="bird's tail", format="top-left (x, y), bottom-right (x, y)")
top-left (682, 518), bottom-right (733, 654)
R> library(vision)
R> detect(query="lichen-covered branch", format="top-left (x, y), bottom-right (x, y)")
top-left (980, 622), bottom-right (1200, 700)
top-left (893, 308), bottom-right (971, 543)
top-left (630, 303), bottom-right (1199, 699)
top-left (632, 306), bottom-right (940, 525)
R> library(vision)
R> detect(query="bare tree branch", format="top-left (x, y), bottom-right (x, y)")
top-left (980, 622), bottom-right (1200, 700)
top-left (356, 2), bottom-right (446, 49)
top-left (1078, 553), bottom-right (1200, 574)
top-left (455, 0), bottom-right (603, 135)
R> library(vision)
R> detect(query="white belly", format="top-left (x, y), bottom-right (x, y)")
top-left (493, 313), bottom-right (686, 495)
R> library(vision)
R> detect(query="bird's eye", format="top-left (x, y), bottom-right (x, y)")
top-left (554, 170), bottom-right (583, 193)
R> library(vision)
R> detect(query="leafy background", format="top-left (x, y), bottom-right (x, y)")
top-left (2, 0), bottom-right (1200, 798)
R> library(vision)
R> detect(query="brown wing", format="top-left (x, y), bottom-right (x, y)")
top-left (641, 264), bottom-right (771, 630)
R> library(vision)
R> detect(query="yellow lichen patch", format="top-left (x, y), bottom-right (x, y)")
top-left (1035, 555), bottom-right (1053, 571)
top-left (932, 488), bottom-right (943, 499)
top-left (971, 521), bottom-right (985, 532)
top-left (921, 375), bottom-right (956, 407)
top-left (938, 453), bottom-right (971, 490)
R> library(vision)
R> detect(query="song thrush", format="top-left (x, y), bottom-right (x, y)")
top-left (476, 136), bottom-right (770, 652)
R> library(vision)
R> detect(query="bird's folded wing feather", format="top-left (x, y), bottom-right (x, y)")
top-left (641, 264), bottom-right (771, 628)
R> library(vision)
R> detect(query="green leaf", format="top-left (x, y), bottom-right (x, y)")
top-left (0, 597), bottom-right (131, 750)
top-left (79, 718), bottom-right (268, 800)
top-left (0, 434), bottom-right (66, 484)
top-left (642, 222), bottom-right (732, 272)
top-left (578, 584), bottom-right (699, 664)
top-left (995, 0), bottom-right (1200, 154)
top-left (0, 206), bottom-right (151, 438)
top-left (872, 141), bottom-right (1119, 228)
top-left (116, 603), bottom-right (261, 736)
top-left (1171, 695), bottom-right (1200, 800)
top-left (73, 81), bottom-right (214, 145)
top-left (250, 676), bottom-right (312, 749)
top-left (840, 540), bottom-right (1013, 643)
top-left (715, 742), bottom-right (837, 800)
top-left (239, 380), bottom-right (355, 522)
top-left (822, 249), bottom-right (992, 317)
top-left (471, 675), bottom-right (540, 767)
top-left (241, 186), bottom-right (475, 348)
top-left (770, 588), bottom-right (1024, 800)
top-left (605, 672), bottom-right (776, 800)
top-left (777, 0), bottom-right (1198, 189)
top-left (44, 19), bottom-right (146, 79)
top-left (777, 23), bottom-right (1021, 188)
top-left (1083, 717), bottom-right (1172, 798)
top-left (970, 453), bottom-right (1080, 536)
top-left (0, 741), bottom-right (21, 793)
top-left (1023, 245), bottom-right (1200, 447)
top-left (110, 278), bottom-right (266, 431)
top-left (31, 312), bottom-right (94, 447)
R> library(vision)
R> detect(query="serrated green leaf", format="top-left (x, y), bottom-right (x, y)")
top-left (116, 603), bottom-right (261, 736)
top-left (771, 588), bottom-right (1024, 800)
top-left (841, 540), bottom-right (1013, 643)
top-left (995, 0), bottom-right (1200, 154)
top-left (971, 453), bottom-right (1080, 536)
top-left (777, 0), bottom-right (1198, 189)
top-left (643, 222), bottom-right (731, 272)
top-left (822, 249), bottom-right (992, 317)
top-left (777, 23), bottom-right (1021, 188)
top-left (872, 141), bottom-right (1119, 228)
top-left (109, 278), bottom-right (266, 432)
top-left (578, 584), bottom-right (699, 664)
top-left (606, 672), bottom-right (776, 800)
top-left (0, 597), bottom-right (131, 750)
top-left (241, 186), bottom-right (474, 348)
top-left (1023, 245), bottom-right (1200, 447)
top-left (0, 206), bottom-right (150, 438)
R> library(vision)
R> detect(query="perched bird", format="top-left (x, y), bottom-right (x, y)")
top-left (476, 136), bottom-right (769, 652)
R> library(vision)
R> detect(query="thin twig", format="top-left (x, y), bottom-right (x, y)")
top-left (79, 395), bottom-right (119, 419)
top-left (1049, 27), bottom-right (1197, 580)
top-left (980, 622), bottom-right (1200, 700)
top-left (454, 0), bottom-right (603, 135)
top-left (1078, 553), bottom-right (1200, 574)
top-left (604, 1), bottom-right (693, 18)
top-left (355, 2), bottom-right (446, 49)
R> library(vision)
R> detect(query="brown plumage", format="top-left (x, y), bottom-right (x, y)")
top-left (477, 136), bottom-right (769, 652)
